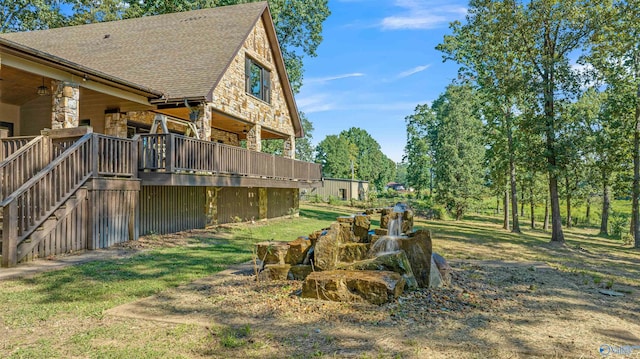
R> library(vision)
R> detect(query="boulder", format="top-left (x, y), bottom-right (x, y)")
top-left (337, 250), bottom-right (418, 289)
top-left (301, 270), bottom-right (405, 305)
top-left (255, 241), bottom-right (290, 265)
top-left (374, 228), bottom-right (389, 236)
top-left (286, 237), bottom-right (311, 265)
top-left (402, 209), bottom-right (414, 234)
top-left (429, 256), bottom-right (443, 288)
top-left (339, 222), bottom-right (357, 243)
top-left (432, 252), bottom-right (452, 286)
top-left (258, 264), bottom-right (291, 281)
top-left (397, 230), bottom-right (433, 288)
top-left (288, 265), bottom-right (313, 281)
top-left (380, 208), bottom-right (392, 229)
top-left (338, 243), bottom-right (371, 263)
top-left (313, 223), bottom-right (344, 270)
top-left (308, 229), bottom-right (328, 247)
top-left (336, 216), bottom-right (355, 224)
top-left (353, 214), bottom-right (371, 242)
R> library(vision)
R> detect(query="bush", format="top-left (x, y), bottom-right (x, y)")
top-left (610, 211), bottom-right (630, 239)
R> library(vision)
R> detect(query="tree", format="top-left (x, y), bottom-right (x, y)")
top-left (314, 135), bottom-right (354, 179)
top-left (438, 0), bottom-right (528, 233)
top-left (404, 104), bottom-right (436, 195)
top-left (587, 0), bottom-right (640, 248)
top-left (0, 0), bottom-right (68, 32)
top-left (494, 0), bottom-right (604, 243)
top-left (339, 127), bottom-right (396, 190)
top-left (431, 83), bottom-right (485, 220)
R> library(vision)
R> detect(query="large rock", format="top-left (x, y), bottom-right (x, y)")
top-left (301, 270), bottom-right (405, 305)
top-left (338, 243), bottom-right (370, 263)
top-left (258, 264), bottom-right (291, 281)
top-left (429, 256), bottom-right (443, 288)
top-left (255, 241), bottom-right (290, 265)
top-left (286, 237), bottom-right (311, 265)
top-left (402, 209), bottom-right (414, 234)
top-left (313, 223), bottom-right (344, 270)
top-left (288, 265), bottom-right (313, 281)
top-left (380, 208), bottom-right (392, 229)
top-left (353, 214), bottom-right (371, 242)
top-left (339, 222), bottom-right (356, 243)
top-left (432, 252), bottom-right (451, 286)
top-left (337, 250), bottom-right (418, 289)
top-left (308, 229), bottom-right (328, 247)
top-left (397, 230), bottom-right (433, 288)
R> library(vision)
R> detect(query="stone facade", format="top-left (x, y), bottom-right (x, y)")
top-left (104, 112), bottom-right (128, 138)
top-left (210, 17), bottom-right (296, 151)
top-left (284, 135), bottom-right (295, 158)
top-left (193, 104), bottom-right (212, 140)
top-left (246, 124), bottom-right (261, 152)
top-left (51, 81), bottom-right (79, 129)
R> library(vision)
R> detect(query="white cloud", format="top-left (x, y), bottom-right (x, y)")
top-left (381, 1), bottom-right (467, 30)
top-left (397, 64), bottom-right (431, 78)
top-left (305, 73), bottom-right (365, 84)
top-left (296, 93), bottom-right (337, 113)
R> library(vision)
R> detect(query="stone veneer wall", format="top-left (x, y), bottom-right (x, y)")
top-left (51, 81), bottom-right (79, 129)
top-left (211, 128), bottom-right (239, 146)
top-left (210, 17), bottom-right (296, 145)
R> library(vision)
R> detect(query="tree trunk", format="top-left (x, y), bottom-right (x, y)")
top-left (530, 184), bottom-right (535, 229)
top-left (600, 176), bottom-right (610, 235)
top-left (565, 175), bottom-right (572, 229)
top-left (544, 65), bottom-right (565, 243)
top-left (520, 188), bottom-right (525, 219)
top-left (586, 196), bottom-right (591, 224)
top-left (634, 71), bottom-right (640, 248)
top-left (507, 121), bottom-right (520, 233)
top-left (496, 195), bottom-right (500, 215)
top-left (543, 196), bottom-right (550, 231)
top-left (503, 189), bottom-right (510, 230)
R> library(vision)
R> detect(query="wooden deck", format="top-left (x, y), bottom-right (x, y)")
top-left (0, 129), bottom-right (321, 267)
top-left (137, 133), bottom-right (322, 188)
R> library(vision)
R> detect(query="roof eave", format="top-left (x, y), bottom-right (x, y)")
top-left (0, 37), bottom-right (164, 99)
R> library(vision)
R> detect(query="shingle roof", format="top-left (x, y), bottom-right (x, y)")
top-left (0, 2), bottom-right (267, 100)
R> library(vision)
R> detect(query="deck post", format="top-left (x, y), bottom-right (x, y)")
top-left (165, 133), bottom-right (174, 173)
top-left (51, 80), bottom-right (80, 129)
top-left (2, 202), bottom-right (18, 267)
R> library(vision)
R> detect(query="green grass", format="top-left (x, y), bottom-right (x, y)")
top-left (0, 202), bottom-right (638, 358)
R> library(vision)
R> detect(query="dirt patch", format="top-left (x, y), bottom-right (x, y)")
top-left (106, 259), bottom-right (640, 358)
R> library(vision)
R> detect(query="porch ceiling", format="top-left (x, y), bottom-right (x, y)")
top-left (0, 65), bottom-right (49, 105)
top-left (154, 107), bottom-right (286, 140)
top-left (0, 64), bottom-right (153, 111)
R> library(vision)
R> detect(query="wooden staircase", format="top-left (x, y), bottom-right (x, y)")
top-left (1, 129), bottom-right (139, 267)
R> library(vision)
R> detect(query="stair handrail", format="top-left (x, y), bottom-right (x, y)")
top-left (0, 135), bottom-right (50, 202)
top-left (1, 132), bottom-right (93, 267)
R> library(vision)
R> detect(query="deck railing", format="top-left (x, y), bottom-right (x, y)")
top-left (0, 136), bottom-right (38, 160)
top-left (0, 136), bottom-right (51, 202)
top-left (137, 133), bottom-right (322, 182)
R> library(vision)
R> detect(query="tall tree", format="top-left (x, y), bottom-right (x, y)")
top-left (438, 0), bottom-right (528, 233)
top-left (314, 135), bottom-right (354, 179)
top-left (503, 0), bottom-right (603, 243)
top-left (340, 127), bottom-right (396, 190)
top-left (0, 0), bottom-right (67, 32)
top-left (404, 104), bottom-right (436, 195)
top-left (432, 83), bottom-right (485, 220)
top-left (588, 0), bottom-right (640, 248)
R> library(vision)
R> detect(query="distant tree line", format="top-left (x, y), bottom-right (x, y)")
top-left (403, 0), bottom-right (640, 249)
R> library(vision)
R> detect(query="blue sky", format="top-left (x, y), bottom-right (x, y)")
top-left (295, 0), bottom-right (468, 163)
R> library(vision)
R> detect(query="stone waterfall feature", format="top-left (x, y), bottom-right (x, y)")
top-left (255, 204), bottom-right (448, 305)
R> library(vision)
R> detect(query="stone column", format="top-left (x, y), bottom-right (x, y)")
top-left (51, 81), bottom-right (80, 129)
top-left (246, 124), bottom-right (261, 152)
top-left (104, 112), bottom-right (128, 138)
top-left (193, 103), bottom-right (212, 140)
top-left (284, 135), bottom-right (296, 159)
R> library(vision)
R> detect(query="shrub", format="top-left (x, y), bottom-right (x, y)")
top-left (609, 211), bottom-right (630, 239)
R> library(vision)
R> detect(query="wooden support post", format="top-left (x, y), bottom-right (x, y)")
top-left (165, 133), bottom-right (174, 173)
top-left (131, 137), bottom-right (138, 178)
top-left (2, 202), bottom-right (18, 267)
top-left (91, 134), bottom-right (99, 176)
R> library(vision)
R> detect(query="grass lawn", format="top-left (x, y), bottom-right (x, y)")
top-left (0, 202), bottom-right (638, 358)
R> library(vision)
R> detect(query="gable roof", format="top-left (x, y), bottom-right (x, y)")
top-left (0, 2), bottom-right (303, 137)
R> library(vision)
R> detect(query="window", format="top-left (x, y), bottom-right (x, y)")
top-left (245, 57), bottom-right (271, 103)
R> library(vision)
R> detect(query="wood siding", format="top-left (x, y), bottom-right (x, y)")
top-left (139, 186), bottom-right (206, 235)
top-left (88, 187), bottom-right (138, 249)
top-left (217, 187), bottom-right (259, 224)
top-left (267, 188), bottom-right (294, 219)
